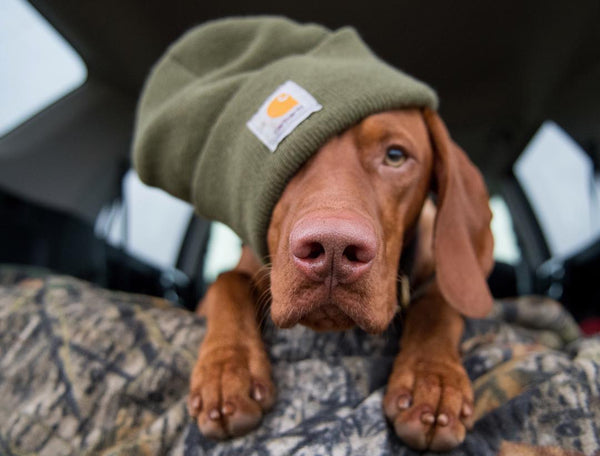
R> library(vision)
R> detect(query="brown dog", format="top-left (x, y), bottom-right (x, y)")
top-left (187, 107), bottom-right (494, 451)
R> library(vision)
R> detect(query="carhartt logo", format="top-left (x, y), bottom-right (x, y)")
top-left (247, 81), bottom-right (322, 152)
top-left (267, 93), bottom-right (298, 118)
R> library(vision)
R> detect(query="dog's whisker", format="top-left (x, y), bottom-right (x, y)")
top-left (250, 262), bottom-right (273, 328)
top-left (258, 254), bottom-right (272, 268)
top-left (257, 296), bottom-right (272, 325)
top-left (253, 262), bottom-right (272, 281)
top-left (254, 290), bottom-right (271, 323)
top-left (255, 287), bottom-right (270, 306)
top-left (252, 264), bottom-right (272, 290)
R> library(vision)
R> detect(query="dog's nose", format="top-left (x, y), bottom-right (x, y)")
top-left (289, 215), bottom-right (377, 284)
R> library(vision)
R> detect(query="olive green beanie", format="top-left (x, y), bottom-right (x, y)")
top-left (133, 16), bottom-right (438, 262)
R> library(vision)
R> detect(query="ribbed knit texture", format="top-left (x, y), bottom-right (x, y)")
top-left (133, 16), bottom-right (438, 262)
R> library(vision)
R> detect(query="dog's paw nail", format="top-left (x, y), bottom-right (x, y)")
top-left (188, 395), bottom-right (202, 415)
top-left (421, 412), bottom-right (435, 425)
top-left (221, 402), bottom-right (236, 416)
top-left (437, 413), bottom-right (449, 427)
top-left (461, 403), bottom-right (473, 418)
top-left (209, 408), bottom-right (221, 421)
top-left (252, 382), bottom-right (266, 402)
top-left (397, 394), bottom-right (412, 410)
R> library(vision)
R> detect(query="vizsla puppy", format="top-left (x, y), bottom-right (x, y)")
top-left (187, 107), bottom-right (494, 451)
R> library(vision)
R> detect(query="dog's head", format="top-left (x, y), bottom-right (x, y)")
top-left (266, 108), bottom-right (493, 333)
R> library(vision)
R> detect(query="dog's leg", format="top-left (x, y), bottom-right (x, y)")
top-left (383, 283), bottom-right (474, 452)
top-left (188, 247), bottom-right (275, 438)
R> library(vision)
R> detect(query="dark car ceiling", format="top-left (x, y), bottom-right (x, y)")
top-left (3, 0), bottom-right (599, 220)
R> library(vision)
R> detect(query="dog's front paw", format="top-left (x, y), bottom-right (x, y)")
top-left (187, 344), bottom-right (275, 439)
top-left (383, 354), bottom-right (474, 452)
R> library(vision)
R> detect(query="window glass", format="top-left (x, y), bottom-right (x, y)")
top-left (0, 0), bottom-right (87, 136)
top-left (514, 121), bottom-right (600, 260)
top-left (490, 195), bottom-right (521, 264)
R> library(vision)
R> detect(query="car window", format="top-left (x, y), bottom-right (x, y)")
top-left (514, 121), bottom-right (600, 260)
top-left (490, 195), bottom-right (521, 265)
top-left (0, 0), bottom-right (86, 136)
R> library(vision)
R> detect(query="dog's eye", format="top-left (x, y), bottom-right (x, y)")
top-left (384, 147), bottom-right (407, 167)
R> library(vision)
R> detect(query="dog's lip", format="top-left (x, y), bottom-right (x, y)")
top-left (270, 287), bottom-right (356, 330)
top-left (270, 271), bottom-right (396, 334)
top-left (271, 292), bottom-right (393, 334)
top-left (298, 305), bottom-right (356, 331)
top-left (297, 304), bottom-right (392, 334)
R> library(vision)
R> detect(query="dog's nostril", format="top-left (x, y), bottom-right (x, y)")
top-left (293, 241), bottom-right (325, 260)
top-left (343, 245), bottom-right (360, 262)
top-left (342, 239), bottom-right (377, 264)
top-left (342, 244), bottom-right (375, 264)
top-left (306, 242), bottom-right (325, 259)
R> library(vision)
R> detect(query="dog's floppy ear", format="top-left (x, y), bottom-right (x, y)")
top-left (422, 108), bottom-right (494, 318)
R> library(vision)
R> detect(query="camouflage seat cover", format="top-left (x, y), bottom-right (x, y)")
top-left (1, 266), bottom-right (599, 456)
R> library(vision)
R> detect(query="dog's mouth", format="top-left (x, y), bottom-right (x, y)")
top-left (270, 280), bottom-right (396, 334)
top-left (298, 304), bottom-right (356, 331)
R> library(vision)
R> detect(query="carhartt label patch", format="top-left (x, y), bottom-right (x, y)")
top-left (247, 80), bottom-right (322, 152)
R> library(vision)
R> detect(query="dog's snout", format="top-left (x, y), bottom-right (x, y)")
top-left (289, 215), bottom-right (377, 284)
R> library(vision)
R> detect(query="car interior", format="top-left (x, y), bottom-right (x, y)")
top-left (2, 0), bottom-right (599, 324)
top-left (2, 2), bottom-right (600, 454)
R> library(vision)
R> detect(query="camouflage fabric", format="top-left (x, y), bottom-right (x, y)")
top-left (1, 265), bottom-right (599, 456)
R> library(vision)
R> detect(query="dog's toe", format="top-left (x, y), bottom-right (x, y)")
top-left (190, 380), bottom-right (272, 439)
top-left (386, 394), bottom-right (469, 451)
top-left (383, 356), bottom-right (473, 451)
top-left (222, 397), bottom-right (263, 437)
top-left (391, 403), bottom-right (436, 450)
top-left (428, 414), bottom-right (467, 452)
top-left (197, 406), bottom-right (230, 440)
top-left (187, 393), bottom-right (202, 417)
top-left (188, 346), bottom-right (275, 439)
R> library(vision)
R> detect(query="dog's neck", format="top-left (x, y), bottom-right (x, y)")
top-left (399, 216), bottom-right (420, 277)
top-left (397, 224), bottom-right (436, 310)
